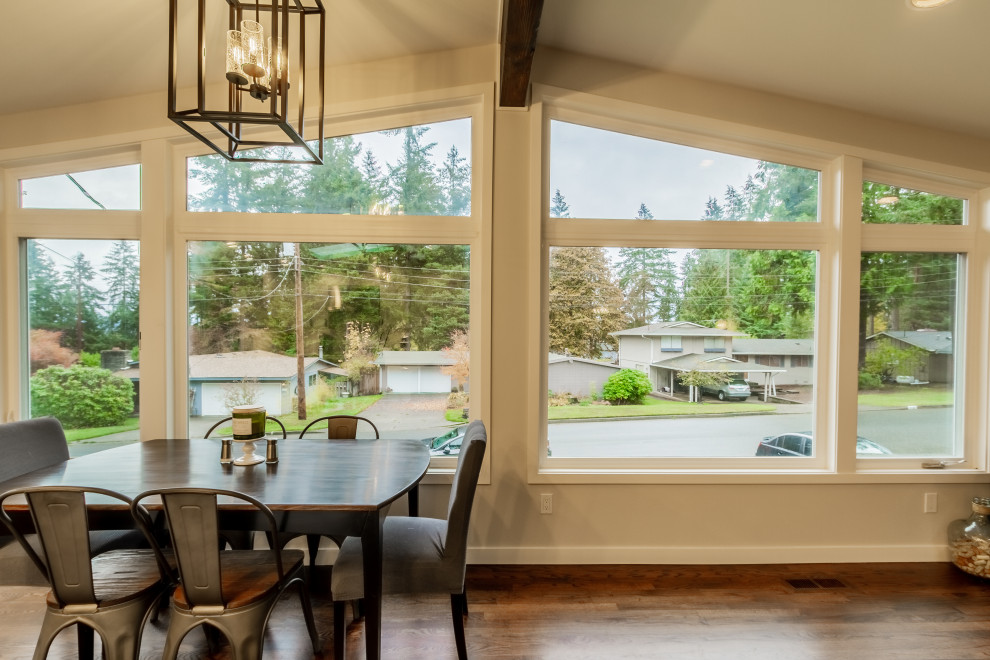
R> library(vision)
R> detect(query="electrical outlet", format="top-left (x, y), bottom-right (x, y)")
top-left (924, 492), bottom-right (938, 513)
top-left (540, 493), bottom-right (553, 514)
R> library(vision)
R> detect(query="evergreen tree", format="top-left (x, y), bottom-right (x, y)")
top-left (438, 145), bottom-right (471, 216)
top-left (299, 136), bottom-right (364, 214)
top-left (359, 151), bottom-right (388, 214)
top-left (703, 196), bottom-right (723, 220)
top-left (100, 240), bottom-right (140, 349)
top-left (550, 189), bottom-right (570, 218)
top-left (679, 250), bottom-right (729, 326)
top-left (616, 246), bottom-right (679, 326)
top-left (27, 242), bottom-right (65, 331)
top-left (387, 126), bottom-right (441, 214)
top-left (548, 247), bottom-right (624, 358)
top-left (62, 253), bottom-right (104, 353)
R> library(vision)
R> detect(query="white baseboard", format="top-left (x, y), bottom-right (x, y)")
top-left (466, 544), bottom-right (952, 565)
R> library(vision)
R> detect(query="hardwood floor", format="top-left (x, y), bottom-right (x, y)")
top-left (2, 563), bottom-right (990, 659)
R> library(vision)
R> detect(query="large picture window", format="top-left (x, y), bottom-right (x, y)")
top-left (547, 246), bottom-right (816, 459)
top-left (187, 118), bottom-right (471, 216)
top-left (25, 239), bottom-right (141, 454)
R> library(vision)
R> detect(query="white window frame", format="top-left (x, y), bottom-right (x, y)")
top-left (528, 85), bottom-right (990, 485)
top-left (0, 85), bottom-right (493, 486)
top-left (171, 86), bottom-right (493, 483)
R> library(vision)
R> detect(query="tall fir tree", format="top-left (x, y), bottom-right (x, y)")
top-left (438, 145), bottom-right (471, 216)
top-left (62, 253), bottom-right (104, 353)
top-left (27, 242), bottom-right (65, 331)
top-left (100, 240), bottom-right (140, 349)
top-left (387, 126), bottom-right (441, 214)
top-left (550, 189), bottom-right (570, 218)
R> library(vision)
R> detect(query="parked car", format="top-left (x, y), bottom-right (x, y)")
top-left (425, 426), bottom-right (467, 456)
top-left (700, 376), bottom-right (751, 401)
top-left (756, 431), bottom-right (892, 457)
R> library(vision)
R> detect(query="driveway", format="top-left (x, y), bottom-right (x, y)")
top-left (361, 393), bottom-right (452, 436)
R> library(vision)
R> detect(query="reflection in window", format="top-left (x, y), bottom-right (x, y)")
top-left (187, 241), bottom-right (471, 442)
top-left (862, 181), bottom-right (964, 225)
top-left (20, 165), bottom-right (141, 210)
top-left (25, 239), bottom-right (141, 454)
top-left (187, 118), bottom-right (471, 216)
top-left (547, 247), bottom-right (816, 458)
top-left (549, 120), bottom-right (819, 221)
top-left (857, 252), bottom-right (958, 456)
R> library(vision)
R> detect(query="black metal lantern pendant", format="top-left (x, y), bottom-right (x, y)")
top-left (168, 0), bottom-right (325, 164)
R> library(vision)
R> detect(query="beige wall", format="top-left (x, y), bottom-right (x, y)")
top-left (3, 45), bottom-right (989, 564)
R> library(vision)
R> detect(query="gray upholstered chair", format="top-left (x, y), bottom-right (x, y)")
top-left (132, 487), bottom-right (320, 660)
top-left (330, 419), bottom-right (487, 660)
top-left (0, 418), bottom-right (147, 587)
top-left (0, 486), bottom-right (173, 660)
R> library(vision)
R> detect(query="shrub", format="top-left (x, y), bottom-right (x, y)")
top-left (447, 391), bottom-right (469, 409)
top-left (31, 365), bottom-right (134, 428)
top-left (858, 370), bottom-right (882, 390)
top-left (548, 391), bottom-right (572, 407)
top-left (602, 369), bottom-right (652, 405)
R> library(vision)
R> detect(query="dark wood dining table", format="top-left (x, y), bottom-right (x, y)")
top-left (0, 436), bottom-right (430, 660)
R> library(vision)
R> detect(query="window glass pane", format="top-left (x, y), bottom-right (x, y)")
top-left (187, 118), bottom-right (472, 215)
top-left (187, 241), bottom-right (471, 448)
top-left (26, 239), bottom-right (141, 456)
top-left (549, 121), bottom-right (819, 222)
top-left (19, 165), bottom-right (141, 210)
top-left (862, 181), bottom-right (964, 225)
top-left (547, 246), bottom-right (817, 458)
top-left (857, 252), bottom-right (957, 457)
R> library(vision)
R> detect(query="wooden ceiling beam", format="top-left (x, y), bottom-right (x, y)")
top-left (499, 0), bottom-right (544, 108)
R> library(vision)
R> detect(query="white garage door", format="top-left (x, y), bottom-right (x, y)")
top-left (386, 366), bottom-right (451, 393)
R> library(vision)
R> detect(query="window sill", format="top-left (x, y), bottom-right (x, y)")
top-left (531, 465), bottom-right (989, 485)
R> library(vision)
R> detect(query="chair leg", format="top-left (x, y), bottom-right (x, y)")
top-left (77, 624), bottom-right (95, 660)
top-left (463, 585), bottom-right (469, 615)
top-left (333, 600), bottom-right (347, 660)
top-left (451, 592), bottom-right (468, 660)
top-left (307, 534), bottom-right (321, 568)
top-left (294, 579), bottom-right (321, 652)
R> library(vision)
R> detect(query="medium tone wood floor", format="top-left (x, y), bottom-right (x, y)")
top-left (2, 563), bottom-right (989, 659)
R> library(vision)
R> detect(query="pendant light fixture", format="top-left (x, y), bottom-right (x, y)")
top-left (168, 0), bottom-right (325, 164)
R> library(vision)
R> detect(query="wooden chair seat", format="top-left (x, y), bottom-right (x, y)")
top-left (45, 548), bottom-right (168, 610)
top-left (172, 549), bottom-right (305, 610)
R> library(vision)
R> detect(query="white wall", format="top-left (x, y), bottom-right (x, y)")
top-left (200, 382), bottom-right (285, 416)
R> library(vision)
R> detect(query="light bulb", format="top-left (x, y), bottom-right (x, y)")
top-left (225, 31), bottom-right (248, 85)
top-left (239, 20), bottom-right (267, 80)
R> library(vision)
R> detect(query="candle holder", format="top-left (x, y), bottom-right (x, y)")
top-left (232, 436), bottom-right (266, 466)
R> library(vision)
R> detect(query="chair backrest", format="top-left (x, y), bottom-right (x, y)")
top-left (298, 415), bottom-right (379, 439)
top-left (0, 486), bottom-right (167, 608)
top-left (0, 418), bottom-right (69, 483)
top-left (204, 416), bottom-right (287, 439)
top-left (132, 488), bottom-right (284, 611)
top-left (443, 420), bottom-right (487, 564)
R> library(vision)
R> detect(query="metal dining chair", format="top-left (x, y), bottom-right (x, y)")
top-left (0, 485), bottom-right (173, 660)
top-left (131, 487), bottom-right (320, 660)
top-left (330, 419), bottom-right (487, 660)
top-left (287, 414), bottom-right (381, 566)
top-left (0, 418), bottom-right (149, 588)
top-left (298, 414), bottom-right (379, 439)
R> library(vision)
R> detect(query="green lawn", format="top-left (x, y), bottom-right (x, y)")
top-left (64, 416), bottom-right (141, 442)
top-left (549, 397), bottom-right (775, 420)
top-left (857, 386), bottom-right (952, 408)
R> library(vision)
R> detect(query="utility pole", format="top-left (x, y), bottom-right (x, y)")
top-left (294, 243), bottom-right (306, 420)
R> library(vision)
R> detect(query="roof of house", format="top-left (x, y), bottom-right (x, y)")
top-left (188, 351), bottom-right (336, 381)
top-left (652, 353), bottom-right (787, 373)
top-left (732, 338), bottom-right (814, 356)
top-left (612, 321), bottom-right (747, 338)
top-left (549, 353), bottom-right (620, 368)
top-left (375, 350), bottom-right (455, 367)
top-left (868, 330), bottom-right (953, 354)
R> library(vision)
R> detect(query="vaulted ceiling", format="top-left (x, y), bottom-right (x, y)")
top-left (4, 0), bottom-right (990, 138)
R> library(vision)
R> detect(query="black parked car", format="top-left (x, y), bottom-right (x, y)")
top-left (756, 431), bottom-right (892, 457)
